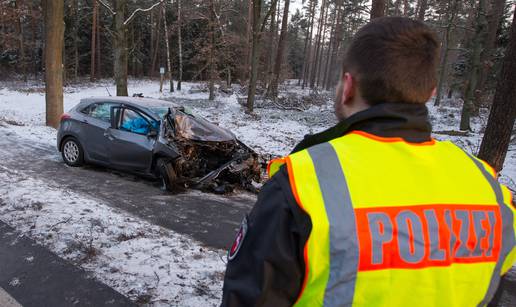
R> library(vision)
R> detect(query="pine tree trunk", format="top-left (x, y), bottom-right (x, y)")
top-left (44, 0), bottom-right (64, 128)
top-left (475, 0), bottom-right (506, 105)
top-left (151, 11), bottom-right (162, 77)
top-left (246, 0), bottom-right (261, 113)
top-left (403, 0), bottom-right (409, 16)
top-left (434, 0), bottom-right (458, 107)
top-left (90, 0), bottom-right (97, 82)
top-left (326, 0), bottom-right (343, 90)
top-left (417, 0), bottom-right (428, 21)
top-left (162, 2), bottom-right (174, 92)
top-left (15, 0), bottom-right (27, 82)
top-left (268, 0), bottom-right (290, 99)
top-left (245, 0), bottom-right (253, 80)
top-left (478, 9), bottom-right (516, 171)
top-left (177, 0), bottom-right (183, 91)
top-left (310, 0), bottom-right (326, 89)
top-left (316, 3), bottom-right (330, 88)
top-left (460, 0), bottom-right (487, 130)
top-left (264, 1), bottom-right (277, 89)
top-left (209, 0), bottom-right (216, 100)
top-left (300, 0), bottom-right (315, 88)
top-left (370, 0), bottom-right (385, 20)
top-left (97, 8), bottom-right (101, 78)
top-left (113, 0), bottom-right (128, 96)
top-left (73, 0), bottom-right (79, 81)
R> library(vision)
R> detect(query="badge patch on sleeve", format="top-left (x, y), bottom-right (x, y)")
top-left (228, 216), bottom-right (248, 261)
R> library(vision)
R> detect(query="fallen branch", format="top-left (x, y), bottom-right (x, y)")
top-left (50, 215), bottom-right (73, 230)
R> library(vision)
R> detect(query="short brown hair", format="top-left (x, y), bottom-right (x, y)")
top-left (343, 17), bottom-right (440, 104)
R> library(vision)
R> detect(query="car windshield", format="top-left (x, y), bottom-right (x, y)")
top-left (149, 106), bottom-right (170, 118)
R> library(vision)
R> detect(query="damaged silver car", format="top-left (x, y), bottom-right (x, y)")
top-left (57, 97), bottom-right (262, 193)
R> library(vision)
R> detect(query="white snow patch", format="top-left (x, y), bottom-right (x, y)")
top-left (0, 166), bottom-right (225, 306)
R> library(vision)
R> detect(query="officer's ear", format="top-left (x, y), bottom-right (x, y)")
top-left (341, 72), bottom-right (356, 105)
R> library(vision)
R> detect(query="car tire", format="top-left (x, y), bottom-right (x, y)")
top-left (61, 137), bottom-right (84, 167)
top-left (157, 158), bottom-right (177, 191)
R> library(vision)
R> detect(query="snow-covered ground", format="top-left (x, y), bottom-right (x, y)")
top-left (0, 78), bottom-right (515, 305)
top-left (0, 166), bottom-right (225, 306)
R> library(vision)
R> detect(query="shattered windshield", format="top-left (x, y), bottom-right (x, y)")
top-left (163, 107), bottom-right (236, 142)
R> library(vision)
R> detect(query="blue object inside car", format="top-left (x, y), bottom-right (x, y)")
top-left (121, 117), bottom-right (152, 135)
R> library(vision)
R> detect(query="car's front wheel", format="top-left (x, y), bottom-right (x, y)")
top-left (157, 158), bottom-right (177, 191)
top-left (61, 137), bottom-right (84, 167)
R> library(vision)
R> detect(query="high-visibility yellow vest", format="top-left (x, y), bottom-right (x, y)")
top-left (268, 131), bottom-right (516, 307)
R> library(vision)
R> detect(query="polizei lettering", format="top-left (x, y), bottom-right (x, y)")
top-left (355, 205), bottom-right (502, 271)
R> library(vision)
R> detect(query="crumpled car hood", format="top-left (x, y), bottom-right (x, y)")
top-left (173, 112), bottom-right (236, 142)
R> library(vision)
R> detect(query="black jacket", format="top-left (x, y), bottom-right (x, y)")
top-left (221, 102), bottom-right (433, 306)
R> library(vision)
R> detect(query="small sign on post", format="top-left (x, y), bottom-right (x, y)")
top-left (159, 67), bottom-right (165, 93)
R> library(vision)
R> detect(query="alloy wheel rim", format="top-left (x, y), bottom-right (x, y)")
top-left (63, 141), bottom-right (79, 163)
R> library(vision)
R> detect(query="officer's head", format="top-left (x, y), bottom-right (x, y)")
top-left (335, 17), bottom-right (440, 120)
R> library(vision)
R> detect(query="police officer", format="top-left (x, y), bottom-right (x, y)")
top-left (221, 17), bottom-right (516, 307)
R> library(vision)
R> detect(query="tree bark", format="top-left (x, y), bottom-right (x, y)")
top-left (73, 0), bottom-right (80, 81)
top-left (326, 0), bottom-right (343, 90)
top-left (113, 0), bottom-right (128, 96)
top-left (417, 0), bottom-right (428, 21)
top-left (310, 0), bottom-right (326, 88)
top-left (316, 2), bottom-right (330, 88)
top-left (209, 0), bottom-right (216, 100)
top-left (177, 0), bottom-right (183, 90)
top-left (96, 7), bottom-right (101, 78)
top-left (478, 8), bottom-right (516, 171)
top-left (460, 0), bottom-right (487, 130)
top-left (475, 0), bottom-right (506, 105)
top-left (44, 0), bottom-right (64, 128)
top-left (90, 0), bottom-right (97, 81)
top-left (265, 1), bottom-right (277, 88)
top-left (434, 0), bottom-right (458, 106)
top-left (268, 0), bottom-right (290, 99)
top-left (15, 0), bottom-right (27, 82)
top-left (150, 11), bottom-right (162, 77)
top-left (162, 2), bottom-right (174, 92)
top-left (301, 0), bottom-right (316, 88)
top-left (370, 0), bottom-right (385, 20)
top-left (246, 0), bottom-right (262, 113)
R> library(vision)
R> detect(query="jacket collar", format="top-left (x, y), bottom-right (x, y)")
top-left (291, 102), bottom-right (432, 154)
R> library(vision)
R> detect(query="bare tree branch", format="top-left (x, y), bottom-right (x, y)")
top-left (96, 0), bottom-right (115, 15)
top-left (124, 0), bottom-right (164, 26)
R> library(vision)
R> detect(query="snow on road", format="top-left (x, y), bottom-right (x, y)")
top-left (0, 165), bottom-right (226, 306)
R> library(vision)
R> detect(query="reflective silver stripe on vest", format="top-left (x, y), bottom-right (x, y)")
top-left (308, 142), bottom-right (359, 307)
top-left (465, 155), bottom-right (516, 307)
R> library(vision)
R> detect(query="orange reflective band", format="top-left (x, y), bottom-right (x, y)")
top-left (351, 130), bottom-right (436, 146)
top-left (266, 157), bottom-right (286, 178)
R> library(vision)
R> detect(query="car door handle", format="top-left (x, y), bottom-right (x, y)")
top-left (103, 132), bottom-right (114, 141)
top-left (82, 119), bottom-right (89, 124)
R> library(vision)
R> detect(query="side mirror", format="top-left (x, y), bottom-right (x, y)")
top-left (147, 129), bottom-right (158, 138)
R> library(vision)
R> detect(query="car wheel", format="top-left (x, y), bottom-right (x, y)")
top-left (61, 137), bottom-right (84, 167)
top-left (157, 158), bottom-right (177, 191)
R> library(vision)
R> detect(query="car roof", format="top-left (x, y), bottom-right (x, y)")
top-left (80, 96), bottom-right (179, 119)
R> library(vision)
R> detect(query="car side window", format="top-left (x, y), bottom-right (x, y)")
top-left (119, 109), bottom-right (151, 135)
top-left (88, 103), bottom-right (115, 122)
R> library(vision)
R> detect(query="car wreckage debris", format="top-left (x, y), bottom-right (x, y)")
top-left (163, 108), bottom-right (264, 194)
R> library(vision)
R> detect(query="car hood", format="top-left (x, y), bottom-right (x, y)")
top-left (171, 110), bottom-right (236, 142)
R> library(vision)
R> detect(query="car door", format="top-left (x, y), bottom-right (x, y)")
top-left (79, 102), bottom-right (116, 163)
top-left (105, 107), bottom-right (156, 172)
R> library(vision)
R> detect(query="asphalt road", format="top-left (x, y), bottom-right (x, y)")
top-left (0, 221), bottom-right (134, 307)
top-left (0, 130), bottom-right (256, 250)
